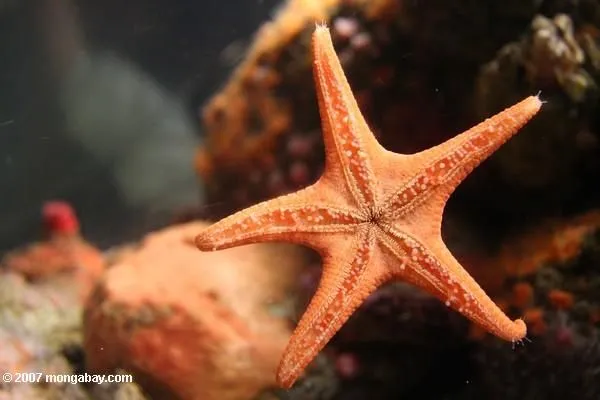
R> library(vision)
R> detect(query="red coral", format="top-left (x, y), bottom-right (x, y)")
top-left (42, 200), bottom-right (80, 237)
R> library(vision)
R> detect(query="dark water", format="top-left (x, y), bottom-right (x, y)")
top-left (0, 0), bottom-right (280, 251)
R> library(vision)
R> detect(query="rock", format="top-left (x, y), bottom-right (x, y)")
top-left (2, 201), bottom-right (105, 302)
top-left (84, 221), bottom-right (305, 400)
top-left (0, 271), bottom-right (85, 398)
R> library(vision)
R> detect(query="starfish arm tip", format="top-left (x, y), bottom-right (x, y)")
top-left (525, 94), bottom-right (543, 114)
top-left (275, 371), bottom-right (296, 390)
top-left (314, 22), bottom-right (329, 32)
top-left (274, 330), bottom-right (317, 389)
top-left (513, 318), bottom-right (527, 339)
top-left (502, 318), bottom-right (527, 342)
top-left (194, 231), bottom-right (217, 252)
top-left (533, 90), bottom-right (549, 105)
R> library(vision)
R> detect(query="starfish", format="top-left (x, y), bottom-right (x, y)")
top-left (196, 24), bottom-right (541, 388)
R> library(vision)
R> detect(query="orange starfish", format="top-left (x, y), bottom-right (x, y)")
top-left (196, 24), bottom-right (541, 388)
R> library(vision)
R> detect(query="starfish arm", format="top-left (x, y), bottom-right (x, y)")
top-left (386, 96), bottom-right (542, 219)
top-left (276, 227), bottom-right (384, 388)
top-left (379, 226), bottom-right (526, 342)
top-left (195, 186), bottom-right (362, 252)
top-left (418, 95), bottom-right (541, 197)
top-left (312, 25), bottom-right (379, 207)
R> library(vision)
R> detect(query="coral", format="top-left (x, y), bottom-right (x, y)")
top-left (464, 335), bottom-right (600, 400)
top-left (496, 210), bottom-right (600, 279)
top-left (472, 12), bottom-right (600, 229)
top-left (330, 284), bottom-right (472, 399)
top-left (0, 272), bottom-right (81, 375)
top-left (0, 200), bottom-right (147, 398)
top-left (0, 271), bottom-right (146, 399)
top-left (461, 210), bottom-right (600, 339)
top-left (197, 0), bottom-right (542, 217)
top-left (196, 0), bottom-right (600, 238)
top-left (197, 0), bottom-right (395, 197)
top-left (458, 209), bottom-right (600, 399)
top-left (84, 221), bottom-right (306, 400)
top-left (42, 201), bottom-right (80, 237)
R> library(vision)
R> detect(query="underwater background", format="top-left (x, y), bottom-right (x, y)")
top-left (1, 1), bottom-right (600, 399)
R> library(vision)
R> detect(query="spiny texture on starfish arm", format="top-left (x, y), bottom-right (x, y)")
top-left (196, 24), bottom-right (542, 388)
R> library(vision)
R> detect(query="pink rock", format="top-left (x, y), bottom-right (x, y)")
top-left (84, 221), bottom-right (305, 400)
